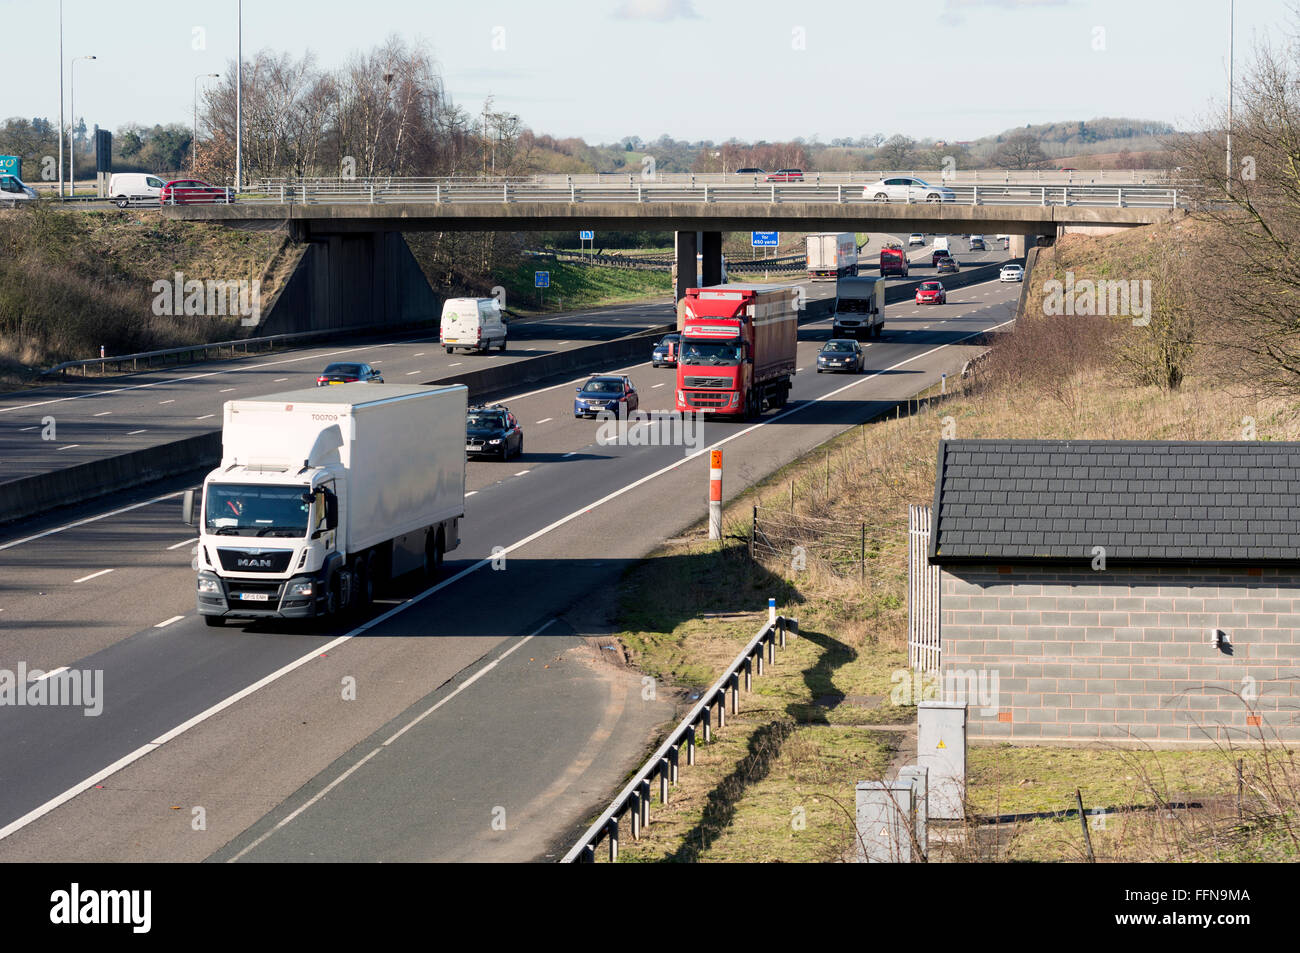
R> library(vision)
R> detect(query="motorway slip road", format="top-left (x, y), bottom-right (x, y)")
top-left (0, 275), bottom-right (1020, 862)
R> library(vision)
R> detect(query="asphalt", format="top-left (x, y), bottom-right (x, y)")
top-left (0, 266), bottom-right (1021, 861)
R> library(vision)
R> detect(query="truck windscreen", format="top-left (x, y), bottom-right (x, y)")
top-left (681, 339), bottom-right (742, 366)
top-left (205, 484), bottom-right (312, 537)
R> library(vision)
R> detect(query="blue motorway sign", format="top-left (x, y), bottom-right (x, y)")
top-left (579, 230), bottom-right (594, 241)
top-left (751, 231), bottom-right (779, 247)
top-left (535, 271), bottom-right (550, 288)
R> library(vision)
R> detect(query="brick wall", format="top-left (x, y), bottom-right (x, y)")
top-left (939, 565), bottom-right (1300, 742)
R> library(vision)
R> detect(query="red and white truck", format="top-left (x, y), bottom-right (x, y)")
top-left (806, 232), bottom-right (858, 280)
top-left (675, 284), bottom-right (799, 419)
top-left (879, 242), bottom-right (909, 278)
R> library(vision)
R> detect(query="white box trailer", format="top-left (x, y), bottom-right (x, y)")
top-left (185, 383), bottom-right (467, 626)
top-left (832, 276), bottom-right (886, 339)
top-left (806, 232), bottom-right (858, 280)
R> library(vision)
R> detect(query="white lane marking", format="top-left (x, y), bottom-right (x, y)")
top-left (227, 619), bottom-right (557, 862)
top-left (159, 399), bottom-right (174, 405)
top-left (32, 667), bottom-right (69, 682)
top-left (19, 426), bottom-right (37, 432)
top-left (448, 363), bottom-right (462, 367)
top-left (535, 417), bottom-right (553, 424)
top-left (558, 341), bottom-right (570, 346)
top-left (414, 352), bottom-right (425, 357)
top-left (155, 615), bottom-right (184, 628)
top-left (127, 429), bottom-right (147, 435)
top-left (514, 470), bottom-right (530, 477)
top-left (465, 491), bottom-right (478, 497)
top-left (167, 538), bottom-right (198, 550)
top-left (93, 411), bottom-right (112, 417)
top-left (0, 490), bottom-right (182, 552)
top-left (196, 414), bottom-right (214, 420)
top-left (405, 371), bottom-right (420, 376)
top-left (652, 382), bottom-right (665, 388)
top-left (73, 568), bottom-right (115, 584)
top-left (56, 445), bottom-right (79, 451)
top-left (220, 387), bottom-right (236, 393)
top-left (274, 378), bottom-right (288, 382)
top-left (0, 309), bottom-right (1014, 843)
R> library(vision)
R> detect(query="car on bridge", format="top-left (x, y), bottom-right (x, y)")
top-left (936, 257), bottom-right (960, 275)
top-left (574, 375), bottom-right (639, 418)
top-left (160, 178), bottom-right (235, 205)
top-left (465, 405), bottom-right (523, 460)
top-left (862, 176), bottom-right (955, 203)
top-left (317, 362), bottom-right (384, 386)
top-left (1000, 264), bottom-right (1025, 282)
top-left (915, 281), bottom-right (947, 305)
top-left (651, 333), bottom-right (681, 368)
top-left (735, 167), bottom-right (765, 175)
top-left (815, 339), bottom-right (865, 373)
top-left (765, 169), bottom-right (804, 182)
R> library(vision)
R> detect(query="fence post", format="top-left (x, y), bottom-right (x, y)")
top-left (607, 818), bottom-right (619, 862)
top-left (660, 759), bottom-right (670, 805)
top-left (861, 523), bottom-right (866, 583)
top-left (750, 506), bottom-right (757, 559)
top-left (687, 724), bottom-right (696, 765)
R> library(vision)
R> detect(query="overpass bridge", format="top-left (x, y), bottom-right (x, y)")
top-left (161, 179), bottom-right (1185, 330)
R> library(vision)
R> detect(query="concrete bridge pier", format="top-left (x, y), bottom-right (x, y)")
top-left (674, 230), bottom-right (724, 301)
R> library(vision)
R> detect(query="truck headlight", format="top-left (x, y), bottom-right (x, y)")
top-left (288, 580), bottom-right (314, 598)
top-left (197, 576), bottom-right (220, 594)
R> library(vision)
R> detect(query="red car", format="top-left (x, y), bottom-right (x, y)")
top-left (915, 281), bottom-right (946, 305)
top-left (160, 179), bottom-right (235, 205)
top-left (765, 168), bottom-right (804, 182)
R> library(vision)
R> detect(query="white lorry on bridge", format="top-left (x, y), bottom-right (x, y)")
top-left (185, 384), bottom-right (466, 627)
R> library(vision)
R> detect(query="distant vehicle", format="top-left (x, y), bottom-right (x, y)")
top-left (832, 276), bottom-right (885, 339)
top-left (317, 362), bottom-right (383, 386)
top-left (880, 244), bottom-right (909, 278)
top-left (936, 257), bottom-right (960, 275)
top-left (916, 281), bottom-right (946, 305)
top-left (933, 236), bottom-right (951, 254)
top-left (765, 169), bottom-right (804, 182)
top-left (908, 233), bottom-right (925, 246)
top-left (969, 235), bottom-right (986, 251)
top-left (651, 332), bottom-right (681, 368)
top-left (816, 339), bottom-right (865, 374)
top-left (0, 173), bottom-right (38, 207)
top-left (160, 178), bottom-right (234, 205)
top-left (441, 297), bottom-right (507, 354)
top-left (996, 234), bottom-right (1012, 250)
top-left (1000, 264), bottom-right (1025, 282)
top-left (806, 232), bottom-right (858, 280)
top-left (932, 248), bottom-right (953, 267)
top-left (575, 375), bottom-right (639, 418)
top-left (109, 172), bottom-right (166, 208)
top-left (465, 405), bottom-right (523, 460)
top-left (1058, 167), bottom-right (1076, 172)
top-left (735, 167), bottom-right (765, 175)
top-left (862, 176), bottom-right (955, 203)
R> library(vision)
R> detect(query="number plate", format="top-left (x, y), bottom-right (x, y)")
top-left (238, 593), bottom-right (271, 602)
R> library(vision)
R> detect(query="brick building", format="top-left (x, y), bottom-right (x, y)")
top-left (929, 439), bottom-right (1300, 743)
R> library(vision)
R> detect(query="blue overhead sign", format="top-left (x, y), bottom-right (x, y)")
top-left (535, 271), bottom-right (550, 288)
top-left (751, 231), bottom-right (779, 247)
top-left (579, 230), bottom-right (594, 241)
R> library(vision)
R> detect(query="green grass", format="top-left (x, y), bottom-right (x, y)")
top-left (500, 259), bottom-right (671, 315)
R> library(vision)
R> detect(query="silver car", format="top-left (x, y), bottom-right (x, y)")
top-left (862, 176), bottom-right (955, 203)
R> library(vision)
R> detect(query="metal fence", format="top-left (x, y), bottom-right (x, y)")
top-left (908, 504), bottom-right (941, 673)
top-left (561, 604), bottom-right (797, 863)
top-left (751, 505), bottom-right (898, 580)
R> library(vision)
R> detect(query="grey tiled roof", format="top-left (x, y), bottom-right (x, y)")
top-left (929, 439), bottom-right (1300, 565)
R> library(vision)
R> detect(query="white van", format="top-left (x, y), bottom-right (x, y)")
top-left (0, 174), bottom-right (38, 207)
top-left (441, 298), bottom-right (507, 354)
top-left (933, 236), bottom-right (950, 254)
top-left (109, 173), bottom-right (167, 208)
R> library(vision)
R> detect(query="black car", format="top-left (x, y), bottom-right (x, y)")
top-left (317, 362), bottom-right (383, 386)
top-left (465, 406), bottom-right (523, 460)
top-left (651, 333), bottom-right (681, 368)
top-left (816, 339), bottom-right (865, 373)
top-left (735, 167), bottom-right (765, 175)
top-left (936, 257), bottom-right (960, 275)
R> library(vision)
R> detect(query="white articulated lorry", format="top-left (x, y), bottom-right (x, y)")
top-left (184, 384), bottom-right (467, 627)
top-left (806, 232), bottom-right (858, 280)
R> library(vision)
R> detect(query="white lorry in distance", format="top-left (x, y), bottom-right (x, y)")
top-left (832, 276), bottom-right (886, 339)
top-left (441, 297), bottom-right (508, 353)
top-left (806, 232), bottom-right (859, 280)
top-left (185, 384), bottom-right (467, 627)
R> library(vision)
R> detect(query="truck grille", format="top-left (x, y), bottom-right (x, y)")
top-left (837, 301), bottom-right (872, 314)
top-left (685, 392), bottom-right (730, 408)
top-left (217, 548), bottom-right (294, 573)
top-left (683, 377), bottom-right (730, 388)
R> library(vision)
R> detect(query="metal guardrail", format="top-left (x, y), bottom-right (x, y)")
top-left (561, 602), bottom-right (797, 863)
top-left (200, 181), bottom-right (1185, 211)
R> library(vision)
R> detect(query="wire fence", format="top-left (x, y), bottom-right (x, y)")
top-left (750, 505), bottom-right (902, 581)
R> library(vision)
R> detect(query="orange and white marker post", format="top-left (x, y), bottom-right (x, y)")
top-left (708, 449), bottom-right (723, 540)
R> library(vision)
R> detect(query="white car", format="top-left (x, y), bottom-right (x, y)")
top-left (1000, 264), bottom-right (1025, 282)
top-left (862, 176), bottom-right (956, 203)
top-left (908, 233), bottom-right (925, 246)
top-left (0, 174), bottom-right (38, 207)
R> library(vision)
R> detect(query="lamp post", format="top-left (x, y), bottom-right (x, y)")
top-left (1226, 0), bottom-right (1235, 194)
top-left (235, 0), bottom-right (243, 191)
top-left (69, 54), bottom-right (97, 196)
top-left (194, 73), bottom-right (220, 174)
top-left (58, 1), bottom-right (64, 198)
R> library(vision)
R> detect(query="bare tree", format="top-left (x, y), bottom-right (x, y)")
top-left (990, 131), bottom-right (1048, 170)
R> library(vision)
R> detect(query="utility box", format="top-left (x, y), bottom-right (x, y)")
top-left (855, 780), bottom-right (916, 863)
top-left (898, 765), bottom-right (929, 860)
top-left (918, 701), bottom-right (966, 819)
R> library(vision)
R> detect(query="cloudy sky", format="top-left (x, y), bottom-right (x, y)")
top-left (8, 0), bottom-right (1294, 142)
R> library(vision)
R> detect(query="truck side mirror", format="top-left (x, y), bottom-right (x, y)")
top-left (182, 489), bottom-right (197, 526)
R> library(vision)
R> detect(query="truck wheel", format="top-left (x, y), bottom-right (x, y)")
top-left (445, 346), bottom-right (453, 354)
top-left (203, 616), bottom-right (224, 628)
top-left (325, 574), bottom-right (342, 618)
top-left (423, 531), bottom-right (444, 581)
top-left (357, 554), bottom-right (374, 608)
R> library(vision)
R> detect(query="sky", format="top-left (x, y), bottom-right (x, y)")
top-left (4, 0), bottom-right (1295, 144)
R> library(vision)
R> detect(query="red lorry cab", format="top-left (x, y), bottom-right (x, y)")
top-left (879, 245), bottom-right (909, 278)
top-left (675, 285), bottom-right (798, 419)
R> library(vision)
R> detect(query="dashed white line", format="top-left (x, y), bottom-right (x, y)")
top-left (562, 451), bottom-right (578, 457)
top-left (167, 538), bottom-right (198, 550)
top-left (448, 363), bottom-right (462, 367)
top-left (465, 491), bottom-right (478, 497)
top-left (414, 352), bottom-right (425, 357)
top-left (159, 399), bottom-right (174, 405)
top-left (405, 371), bottom-right (421, 376)
top-left (535, 417), bottom-right (553, 424)
top-left (652, 382), bottom-right (665, 388)
top-left (74, 568), bottom-right (115, 583)
top-left (274, 378), bottom-right (289, 382)
top-left (56, 444), bottom-right (79, 451)
top-left (127, 429), bottom-right (147, 435)
top-left (196, 414), bottom-right (214, 420)
top-left (155, 615), bottom-right (185, 628)
top-left (514, 470), bottom-right (530, 477)
top-left (93, 411), bottom-right (112, 417)
top-left (220, 387), bottom-right (236, 393)
top-left (31, 667), bottom-right (69, 683)
top-left (19, 426), bottom-right (37, 432)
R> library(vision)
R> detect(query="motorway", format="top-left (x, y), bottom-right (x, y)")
top-left (0, 252), bottom-right (1021, 862)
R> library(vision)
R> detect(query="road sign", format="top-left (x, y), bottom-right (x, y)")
top-left (751, 231), bottom-right (779, 248)
top-left (535, 271), bottom-right (550, 288)
top-left (579, 230), bottom-right (594, 241)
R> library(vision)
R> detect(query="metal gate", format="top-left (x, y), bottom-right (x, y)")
top-left (908, 504), bottom-right (941, 672)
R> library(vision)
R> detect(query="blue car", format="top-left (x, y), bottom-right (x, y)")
top-left (574, 375), bottom-right (639, 418)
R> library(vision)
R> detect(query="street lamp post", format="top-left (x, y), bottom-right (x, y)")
top-left (194, 73), bottom-right (220, 174)
top-left (1226, 0), bottom-right (1235, 194)
top-left (235, 0), bottom-right (243, 191)
top-left (69, 54), bottom-right (97, 196)
top-left (58, 0), bottom-right (64, 198)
